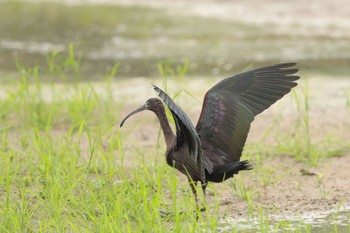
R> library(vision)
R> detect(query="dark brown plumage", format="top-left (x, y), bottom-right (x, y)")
top-left (120, 63), bottom-right (300, 210)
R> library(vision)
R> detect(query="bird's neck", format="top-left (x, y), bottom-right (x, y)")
top-left (153, 106), bottom-right (175, 149)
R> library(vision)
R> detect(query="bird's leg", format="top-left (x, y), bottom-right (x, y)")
top-left (200, 182), bottom-right (208, 212)
top-left (189, 180), bottom-right (207, 213)
top-left (189, 180), bottom-right (199, 210)
top-left (202, 182), bottom-right (207, 200)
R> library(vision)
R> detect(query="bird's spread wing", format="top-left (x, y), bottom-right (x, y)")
top-left (153, 85), bottom-right (201, 161)
top-left (196, 63), bottom-right (300, 173)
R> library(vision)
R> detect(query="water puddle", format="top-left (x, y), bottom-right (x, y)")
top-left (220, 206), bottom-right (350, 232)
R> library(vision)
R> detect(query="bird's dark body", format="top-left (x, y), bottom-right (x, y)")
top-left (166, 144), bottom-right (204, 182)
top-left (120, 63), bottom-right (300, 209)
top-left (166, 135), bottom-right (251, 183)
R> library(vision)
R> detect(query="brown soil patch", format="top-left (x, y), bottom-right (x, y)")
top-left (212, 155), bottom-right (350, 218)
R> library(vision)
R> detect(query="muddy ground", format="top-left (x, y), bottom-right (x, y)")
top-left (217, 155), bottom-right (350, 218)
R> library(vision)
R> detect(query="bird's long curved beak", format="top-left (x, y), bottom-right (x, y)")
top-left (120, 105), bottom-right (147, 127)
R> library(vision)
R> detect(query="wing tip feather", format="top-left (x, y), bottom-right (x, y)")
top-left (272, 62), bottom-right (297, 68)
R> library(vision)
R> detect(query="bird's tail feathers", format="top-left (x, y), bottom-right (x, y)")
top-left (218, 160), bottom-right (253, 174)
top-left (230, 160), bottom-right (253, 173)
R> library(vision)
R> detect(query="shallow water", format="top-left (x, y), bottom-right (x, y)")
top-left (1, 1), bottom-right (350, 79)
top-left (220, 206), bottom-right (350, 232)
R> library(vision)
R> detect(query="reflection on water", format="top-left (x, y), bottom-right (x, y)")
top-left (0, 40), bottom-right (65, 54)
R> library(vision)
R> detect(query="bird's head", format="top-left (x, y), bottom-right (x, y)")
top-left (120, 98), bottom-right (163, 127)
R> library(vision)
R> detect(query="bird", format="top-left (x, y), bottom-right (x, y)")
top-left (120, 63), bottom-right (300, 211)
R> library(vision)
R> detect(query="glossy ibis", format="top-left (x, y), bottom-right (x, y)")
top-left (120, 63), bottom-right (300, 210)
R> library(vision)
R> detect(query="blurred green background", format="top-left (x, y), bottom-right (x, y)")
top-left (1, 0), bottom-right (349, 81)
